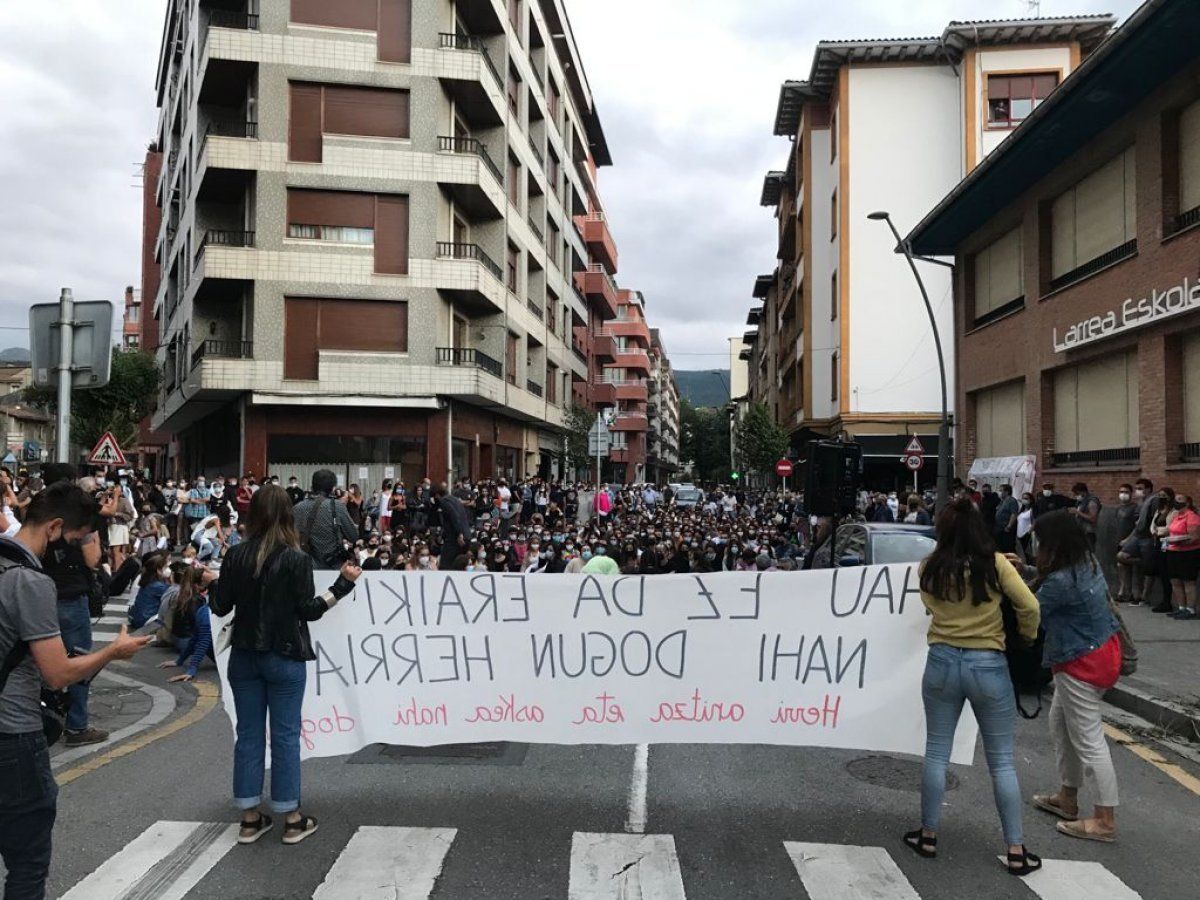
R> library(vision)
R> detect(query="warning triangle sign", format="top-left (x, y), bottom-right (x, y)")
top-left (88, 432), bottom-right (128, 467)
top-left (904, 435), bottom-right (926, 456)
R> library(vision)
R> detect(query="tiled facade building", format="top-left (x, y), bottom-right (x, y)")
top-left (746, 15), bottom-right (1113, 489)
top-left (146, 0), bottom-right (635, 485)
top-left (647, 327), bottom-right (680, 484)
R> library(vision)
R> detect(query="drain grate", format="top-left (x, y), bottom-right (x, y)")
top-left (845, 755), bottom-right (958, 793)
top-left (347, 742), bottom-right (528, 767)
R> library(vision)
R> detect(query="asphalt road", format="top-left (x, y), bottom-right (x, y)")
top-left (28, 650), bottom-right (1200, 899)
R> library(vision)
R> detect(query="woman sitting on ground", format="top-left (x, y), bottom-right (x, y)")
top-left (159, 564), bottom-right (218, 682)
top-left (128, 552), bottom-right (171, 629)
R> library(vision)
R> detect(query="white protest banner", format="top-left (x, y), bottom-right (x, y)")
top-left (213, 567), bottom-right (978, 765)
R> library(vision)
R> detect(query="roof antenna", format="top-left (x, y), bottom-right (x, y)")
top-left (1023, 0), bottom-right (1043, 16)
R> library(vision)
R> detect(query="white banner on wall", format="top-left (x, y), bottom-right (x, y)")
top-left (213, 568), bottom-right (978, 765)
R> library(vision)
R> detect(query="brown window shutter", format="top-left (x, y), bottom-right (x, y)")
top-left (323, 85), bottom-right (410, 139)
top-left (284, 298), bottom-right (320, 379)
top-left (291, 0), bottom-right (377, 30)
top-left (378, 0), bottom-right (412, 64)
top-left (374, 195), bottom-right (410, 274)
top-left (320, 300), bottom-right (408, 352)
top-left (287, 189), bottom-right (376, 228)
top-left (289, 83), bottom-right (323, 162)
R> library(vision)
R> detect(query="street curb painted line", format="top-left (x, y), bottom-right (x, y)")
top-left (624, 743), bottom-right (649, 834)
top-left (51, 670), bottom-right (176, 771)
top-left (56, 680), bottom-right (219, 787)
top-left (1105, 683), bottom-right (1200, 742)
top-left (1104, 723), bottom-right (1200, 797)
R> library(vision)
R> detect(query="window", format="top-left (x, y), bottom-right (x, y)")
top-left (506, 243), bottom-right (519, 292)
top-left (286, 84), bottom-right (409, 163)
top-left (548, 79), bottom-right (560, 123)
top-left (286, 189), bottom-right (409, 274)
top-left (973, 381), bottom-right (1025, 459)
top-left (284, 297), bottom-right (408, 379)
top-left (1054, 350), bottom-right (1139, 453)
top-left (505, 331), bottom-right (519, 385)
top-left (986, 73), bottom-right (1059, 129)
top-left (507, 66), bottom-right (521, 119)
top-left (290, 0), bottom-right (411, 64)
top-left (1183, 332), bottom-right (1200, 444)
top-left (831, 271), bottom-right (838, 321)
top-left (830, 353), bottom-right (838, 402)
top-left (1051, 147), bottom-right (1136, 282)
top-left (127, 305), bottom-right (140, 324)
top-left (830, 109), bottom-right (837, 162)
top-left (508, 0), bottom-right (521, 33)
top-left (547, 151), bottom-right (560, 194)
top-left (1178, 99), bottom-right (1200, 218)
top-left (831, 189), bottom-right (838, 240)
top-left (972, 227), bottom-right (1023, 320)
top-left (288, 224), bottom-right (374, 244)
top-left (547, 363), bottom-right (558, 403)
top-left (547, 222), bottom-right (560, 267)
top-left (507, 154), bottom-right (521, 208)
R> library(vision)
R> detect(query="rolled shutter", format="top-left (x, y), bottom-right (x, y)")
top-left (320, 300), bottom-right (407, 353)
top-left (988, 228), bottom-right (1022, 308)
top-left (1180, 100), bottom-right (1200, 214)
top-left (284, 298), bottom-right (320, 380)
top-left (291, 0), bottom-right (377, 30)
top-left (378, 0), bottom-right (412, 64)
top-left (1051, 191), bottom-right (1076, 278)
top-left (323, 86), bottom-right (410, 139)
top-left (287, 189), bottom-right (375, 228)
top-left (1074, 154), bottom-right (1126, 266)
top-left (289, 83), bottom-right (323, 163)
top-left (374, 195), bottom-right (410, 275)
top-left (1183, 333), bottom-right (1200, 442)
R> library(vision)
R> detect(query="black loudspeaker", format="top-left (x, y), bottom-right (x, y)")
top-left (804, 440), bottom-right (862, 517)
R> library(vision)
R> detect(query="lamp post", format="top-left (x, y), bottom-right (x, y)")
top-left (867, 211), bottom-right (952, 514)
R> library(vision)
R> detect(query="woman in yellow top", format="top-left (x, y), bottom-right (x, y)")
top-left (905, 498), bottom-right (1043, 876)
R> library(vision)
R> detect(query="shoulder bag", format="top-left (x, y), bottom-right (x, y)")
top-left (1000, 591), bottom-right (1051, 720)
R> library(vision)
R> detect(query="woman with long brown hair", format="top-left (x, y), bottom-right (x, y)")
top-left (210, 484), bottom-right (361, 846)
top-left (907, 497), bottom-right (1043, 875)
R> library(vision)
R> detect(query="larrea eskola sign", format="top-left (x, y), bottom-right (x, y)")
top-left (1053, 277), bottom-right (1200, 353)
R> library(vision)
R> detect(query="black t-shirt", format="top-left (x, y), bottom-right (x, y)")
top-left (286, 486), bottom-right (305, 506)
top-left (42, 519), bottom-right (102, 600)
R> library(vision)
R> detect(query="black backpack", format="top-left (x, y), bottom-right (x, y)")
top-left (0, 545), bottom-right (70, 744)
top-left (1000, 592), bottom-right (1051, 719)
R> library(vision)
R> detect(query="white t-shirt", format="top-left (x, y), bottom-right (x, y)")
top-left (1017, 508), bottom-right (1034, 540)
top-left (497, 486), bottom-right (511, 512)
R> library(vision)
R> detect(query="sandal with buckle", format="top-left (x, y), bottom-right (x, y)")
top-left (1003, 846), bottom-right (1042, 877)
top-left (902, 829), bottom-right (937, 859)
top-left (282, 814), bottom-right (319, 845)
top-left (1032, 793), bottom-right (1079, 821)
top-left (237, 814), bottom-right (273, 845)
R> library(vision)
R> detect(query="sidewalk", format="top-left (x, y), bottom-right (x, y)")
top-left (1105, 600), bottom-right (1200, 742)
top-left (49, 669), bottom-right (177, 768)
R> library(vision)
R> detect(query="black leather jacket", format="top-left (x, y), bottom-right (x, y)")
top-left (210, 540), bottom-right (354, 661)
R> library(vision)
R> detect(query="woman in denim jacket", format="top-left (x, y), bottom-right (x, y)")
top-left (1028, 511), bottom-right (1122, 842)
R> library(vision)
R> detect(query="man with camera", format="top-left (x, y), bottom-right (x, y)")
top-left (0, 482), bottom-right (152, 899)
top-left (293, 470), bottom-right (359, 569)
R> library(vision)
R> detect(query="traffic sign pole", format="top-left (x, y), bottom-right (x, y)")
top-left (56, 289), bottom-right (74, 463)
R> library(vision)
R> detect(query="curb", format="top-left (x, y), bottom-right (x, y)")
top-left (51, 669), bottom-right (177, 771)
top-left (1105, 682), bottom-right (1200, 742)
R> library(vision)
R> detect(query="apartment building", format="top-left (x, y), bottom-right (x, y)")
top-left (909, 0), bottom-right (1200, 498)
top-left (147, 0), bottom-right (619, 485)
top-left (122, 287), bottom-right (142, 351)
top-left (646, 327), bottom-right (680, 483)
top-left (749, 15), bottom-right (1114, 489)
top-left (592, 289), bottom-right (651, 482)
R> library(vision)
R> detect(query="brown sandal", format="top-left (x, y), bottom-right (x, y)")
top-left (1032, 794), bottom-right (1078, 821)
top-left (1057, 819), bottom-right (1116, 843)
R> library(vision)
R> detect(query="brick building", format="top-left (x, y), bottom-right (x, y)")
top-left (909, 0), bottom-right (1200, 499)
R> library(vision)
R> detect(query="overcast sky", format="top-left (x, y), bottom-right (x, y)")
top-left (0, 0), bottom-right (1140, 366)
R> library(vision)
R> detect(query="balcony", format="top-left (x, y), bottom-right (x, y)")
top-left (526, 212), bottom-right (544, 243)
top-left (207, 10), bottom-right (258, 31)
top-left (437, 34), bottom-right (504, 128)
top-left (608, 317), bottom-right (651, 344)
top-left (205, 118), bottom-right (257, 140)
top-left (613, 413), bottom-right (649, 432)
top-left (592, 334), bottom-right (617, 363)
top-left (436, 347), bottom-right (503, 379)
top-left (591, 382), bottom-right (616, 406)
top-left (527, 379), bottom-right (543, 398)
top-left (614, 349), bottom-right (651, 373)
top-left (191, 339), bottom-right (253, 368)
top-left (575, 264), bottom-right (619, 320)
top-left (436, 242), bottom-right (502, 281)
top-left (575, 212), bottom-right (618, 274)
top-left (437, 136), bottom-right (504, 218)
top-left (527, 300), bottom-right (544, 320)
top-left (197, 229), bottom-right (255, 255)
top-left (613, 381), bottom-right (648, 402)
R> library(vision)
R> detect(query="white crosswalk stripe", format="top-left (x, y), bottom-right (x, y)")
top-left (60, 820), bottom-right (237, 900)
top-left (786, 842), bottom-right (921, 899)
top-left (57, 821), bottom-right (1146, 899)
top-left (568, 832), bottom-right (686, 899)
top-left (312, 825), bottom-right (458, 899)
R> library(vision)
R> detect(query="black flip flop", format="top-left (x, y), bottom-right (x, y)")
top-left (902, 829), bottom-right (937, 859)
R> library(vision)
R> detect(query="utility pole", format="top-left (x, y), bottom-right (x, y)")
top-left (55, 289), bottom-right (75, 463)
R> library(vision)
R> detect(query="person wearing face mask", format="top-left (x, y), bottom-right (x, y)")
top-left (993, 485), bottom-right (1020, 554)
top-left (129, 552), bottom-right (172, 630)
top-left (185, 477), bottom-right (212, 542)
top-left (1016, 493), bottom-right (1035, 561)
top-left (582, 545), bottom-right (619, 575)
top-left (1113, 485), bottom-right (1140, 605)
top-left (1033, 483), bottom-right (1072, 521)
top-left (1070, 483), bottom-right (1102, 550)
top-left (1148, 488), bottom-right (1178, 613)
top-left (1164, 493), bottom-right (1200, 620)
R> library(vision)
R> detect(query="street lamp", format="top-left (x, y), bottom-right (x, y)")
top-left (867, 211), bottom-right (952, 514)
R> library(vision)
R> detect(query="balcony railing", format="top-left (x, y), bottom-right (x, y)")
top-left (572, 344), bottom-right (587, 362)
top-left (438, 33), bottom-right (502, 88)
top-left (1182, 442), bottom-right (1200, 463)
top-left (1050, 447), bottom-right (1140, 468)
top-left (526, 213), bottom-right (544, 243)
top-left (208, 10), bottom-right (259, 30)
top-left (586, 263), bottom-right (619, 294)
top-left (435, 242), bottom-right (502, 281)
top-left (199, 229), bottom-right (255, 251)
top-left (527, 300), bottom-right (543, 320)
top-left (205, 118), bottom-right (258, 139)
top-left (1170, 205), bottom-right (1200, 237)
top-left (1048, 239), bottom-right (1137, 293)
top-left (526, 132), bottom-right (544, 169)
top-left (437, 135), bottom-right (503, 184)
top-left (436, 347), bottom-right (503, 379)
top-left (191, 339), bottom-right (253, 368)
top-left (527, 379), bottom-right (543, 397)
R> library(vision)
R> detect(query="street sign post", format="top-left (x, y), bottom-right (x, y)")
top-left (29, 290), bottom-right (114, 462)
top-left (88, 432), bottom-right (128, 468)
top-left (902, 436), bottom-right (926, 491)
top-left (775, 458), bottom-right (794, 491)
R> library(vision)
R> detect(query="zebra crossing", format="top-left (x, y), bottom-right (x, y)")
top-left (92, 599), bottom-right (131, 645)
top-left (57, 820), bottom-right (1144, 899)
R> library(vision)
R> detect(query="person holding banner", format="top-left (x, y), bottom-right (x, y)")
top-left (210, 485), bottom-right (361, 846)
top-left (911, 497), bottom-right (1043, 876)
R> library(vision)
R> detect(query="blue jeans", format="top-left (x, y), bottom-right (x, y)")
top-left (57, 596), bottom-right (92, 732)
top-left (228, 649), bottom-right (306, 814)
top-left (0, 732), bottom-right (58, 900)
top-left (921, 644), bottom-right (1024, 845)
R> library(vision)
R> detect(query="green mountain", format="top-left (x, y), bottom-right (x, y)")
top-left (676, 370), bottom-right (730, 409)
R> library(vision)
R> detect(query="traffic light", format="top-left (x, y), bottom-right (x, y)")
top-left (731, 471), bottom-right (740, 481)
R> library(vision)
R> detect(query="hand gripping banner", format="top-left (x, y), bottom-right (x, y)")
top-left (212, 567), bottom-right (979, 765)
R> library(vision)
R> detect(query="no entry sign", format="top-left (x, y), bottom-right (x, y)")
top-left (775, 459), bottom-right (794, 478)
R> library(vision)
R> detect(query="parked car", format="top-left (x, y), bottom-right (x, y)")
top-left (830, 522), bottom-right (936, 567)
top-left (673, 487), bottom-right (705, 509)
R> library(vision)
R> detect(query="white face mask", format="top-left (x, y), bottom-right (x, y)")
top-left (1119, 493), bottom-right (1131, 502)
top-left (1043, 490), bottom-right (1052, 498)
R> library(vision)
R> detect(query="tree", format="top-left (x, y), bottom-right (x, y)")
top-left (563, 403), bottom-right (594, 478)
top-left (680, 399), bottom-right (731, 484)
top-left (734, 402), bottom-right (789, 477)
top-left (25, 349), bottom-right (160, 456)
